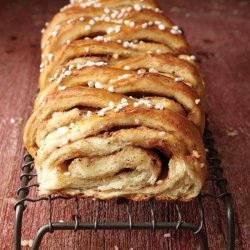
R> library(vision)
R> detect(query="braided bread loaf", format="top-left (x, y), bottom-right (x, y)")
top-left (23, 0), bottom-right (207, 201)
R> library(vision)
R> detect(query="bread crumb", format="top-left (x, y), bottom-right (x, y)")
top-left (21, 240), bottom-right (28, 247)
top-left (192, 150), bottom-right (200, 159)
top-left (10, 118), bottom-right (15, 124)
top-left (28, 240), bottom-right (33, 247)
top-left (195, 99), bottom-right (201, 105)
top-left (21, 239), bottom-right (33, 247)
top-left (164, 233), bottom-right (171, 238)
top-left (226, 127), bottom-right (238, 137)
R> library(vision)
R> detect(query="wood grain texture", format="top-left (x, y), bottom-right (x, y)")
top-left (0, 0), bottom-right (249, 249)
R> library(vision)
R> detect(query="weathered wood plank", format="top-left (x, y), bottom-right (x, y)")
top-left (0, 0), bottom-right (249, 249)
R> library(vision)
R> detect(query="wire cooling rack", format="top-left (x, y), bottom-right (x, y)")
top-left (14, 120), bottom-right (235, 250)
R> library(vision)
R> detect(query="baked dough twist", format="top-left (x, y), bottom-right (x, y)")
top-left (23, 0), bottom-right (207, 201)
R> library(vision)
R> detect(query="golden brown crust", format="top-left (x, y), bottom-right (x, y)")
top-left (35, 68), bottom-right (205, 131)
top-left (42, 5), bottom-right (172, 46)
top-left (24, 0), bottom-right (207, 201)
top-left (35, 105), bottom-right (207, 201)
top-left (41, 18), bottom-right (189, 57)
top-left (24, 86), bottom-right (187, 156)
top-left (39, 40), bottom-right (180, 88)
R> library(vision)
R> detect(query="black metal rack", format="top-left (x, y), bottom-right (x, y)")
top-left (14, 121), bottom-right (235, 250)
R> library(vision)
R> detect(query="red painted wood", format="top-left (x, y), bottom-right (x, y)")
top-left (0, 0), bottom-right (249, 249)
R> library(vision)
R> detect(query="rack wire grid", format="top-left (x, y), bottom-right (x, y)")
top-left (14, 120), bottom-right (235, 250)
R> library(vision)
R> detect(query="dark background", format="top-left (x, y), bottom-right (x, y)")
top-left (0, 0), bottom-right (249, 249)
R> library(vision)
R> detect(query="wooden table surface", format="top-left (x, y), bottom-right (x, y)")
top-left (0, 0), bottom-right (249, 249)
